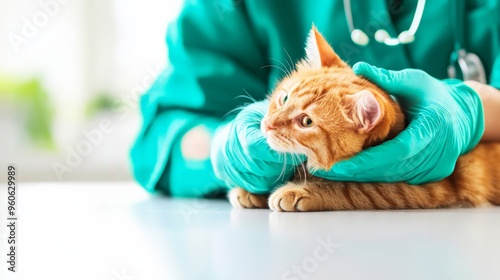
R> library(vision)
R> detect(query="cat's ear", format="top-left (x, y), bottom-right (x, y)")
top-left (348, 90), bottom-right (382, 133)
top-left (305, 26), bottom-right (347, 68)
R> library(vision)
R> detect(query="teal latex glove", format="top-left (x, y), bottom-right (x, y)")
top-left (210, 100), bottom-right (304, 194)
top-left (313, 62), bottom-right (485, 184)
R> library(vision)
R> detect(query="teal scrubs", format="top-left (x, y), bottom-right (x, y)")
top-left (130, 0), bottom-right (500, 197)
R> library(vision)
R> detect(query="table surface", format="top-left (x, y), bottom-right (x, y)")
top-left (1, 182), bottom-right (500, 280)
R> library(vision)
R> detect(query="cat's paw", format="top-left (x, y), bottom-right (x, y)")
top-left (269, 183), bottom-right (318, 212)
top-left (228, 187), bottom-right (269, 209)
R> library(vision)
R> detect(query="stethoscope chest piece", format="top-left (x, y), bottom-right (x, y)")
top-left (448, 49), bottom-right (487, 83)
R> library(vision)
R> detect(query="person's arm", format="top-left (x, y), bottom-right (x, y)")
top-left (464, 80), bottom-right (500, 142)
top-left (464, 53), bottom-right (500, 142)
top-left (130, 0), bottom-right (268, 197)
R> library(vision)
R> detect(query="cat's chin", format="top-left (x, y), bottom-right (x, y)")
top-left (265, 136), bottom-right (290, 153)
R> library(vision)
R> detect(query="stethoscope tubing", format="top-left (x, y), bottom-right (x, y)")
top-left (343, 0), bottom-right (486, 82)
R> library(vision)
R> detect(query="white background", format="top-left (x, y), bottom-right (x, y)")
top-left (0, 0), bottom-right (183, 181)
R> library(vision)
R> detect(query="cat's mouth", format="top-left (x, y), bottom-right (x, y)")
top-left (261, 121), bottom-right (301, 155)
top-left (266, 135), bottom-right (288, 153)
top-left (266, 132), bottom-right (332, 171)
top-left (261, 119), bottom-right (290, 153)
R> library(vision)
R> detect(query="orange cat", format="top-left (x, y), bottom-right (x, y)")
top-left (229, 27), bottom-right (500, 211)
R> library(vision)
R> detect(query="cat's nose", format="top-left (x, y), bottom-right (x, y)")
top-left (265, 122), bottom-right (277, 131)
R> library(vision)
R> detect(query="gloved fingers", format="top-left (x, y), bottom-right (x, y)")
top-left (237, 100), bottom-right (269, 124)
top-left (235, 122), bottom-right (279, 163)
top-left (352, 62), bottom-right (431, 102)
top-left (235, 156), bottom-right (296, 177)
top-left (352, 62), bottom-right (408, 92)
top-left (312, 117), bottom-right (433, 182)
top-left (226, 168), bottom-right (295, 194)
top-left (225, 132), bottom-right (267, 175)
top-left (234, 100), bottom-right (268, 147)
top-left (406, 157), bottom-right (457, 185)
top-left (250, 138), bottom-right (306, 164)
top-left (234, 101), bottom-right (283, 163)
top-left (227, 131), bottom-right (299, 176)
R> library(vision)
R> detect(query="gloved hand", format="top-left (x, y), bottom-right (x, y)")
top-left (313, 62), bottom-right (485, 184)
top-left (210, 100), bottom-right (304, 194)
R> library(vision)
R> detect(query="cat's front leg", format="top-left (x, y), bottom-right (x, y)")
top-left (269, 181), bottom-right (332, 212)
top-left (270, 180), bottom-right (389, 212)
top-left (228, 187), bottom-right (269, 209)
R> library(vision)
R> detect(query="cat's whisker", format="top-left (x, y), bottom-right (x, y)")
top-left (300, 159), bottom-right (307, 184)
top-left (275, 151), bottom-right (289, 185)
top-left (292, 153), bottom-right (301, 180)
top-left (269, 57), bottom-right (289, 72)
top-left (269, 134), bottom-right (294, 185)
top-left (282, 47), bottom-right (295, 74)
top-left (235, 94), bottom-right (257, 104)
top-left (280, 148), bottom-right (290, 182)
top-left (222, 96), bottom-right (267, 125)
top-left (221, 105), bottom-right (246, 121)
top-left (239, 89), bottom-right (259, 104)
top-left (269, 58), bottom-right (292, 76)
top-left (292, 151), bottom-right (307, 184)
top-left (292, 152), bottom-right (307, 182)
top-left (285, 138), bottom-right (308, 183)
top-left (289, 152), bottom-right (297, 178)
top-left (261, 64), bottom-right (288, 77)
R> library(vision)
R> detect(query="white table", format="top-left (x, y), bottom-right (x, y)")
top-left (1, 182), bottom-right (499, 280)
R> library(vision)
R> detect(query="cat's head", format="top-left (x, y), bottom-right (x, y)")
top-left (262, 27), bottom-right (403, 170)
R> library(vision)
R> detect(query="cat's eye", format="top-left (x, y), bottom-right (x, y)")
top-left (299, 115), bottom-right (313, 127)
top-left (278, 91), bottom-right (288, 107)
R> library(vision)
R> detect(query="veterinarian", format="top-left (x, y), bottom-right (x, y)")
top-left (130, 0), bottom-right (500, 197)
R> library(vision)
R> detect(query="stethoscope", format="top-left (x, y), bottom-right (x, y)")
top-left (343, 0), bottom-right (487, 83)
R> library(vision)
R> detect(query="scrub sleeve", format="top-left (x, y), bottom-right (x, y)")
top-left (490, 55), bottom-right (500, 89)
top-left (130, 0), bottom-right (268, 197)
